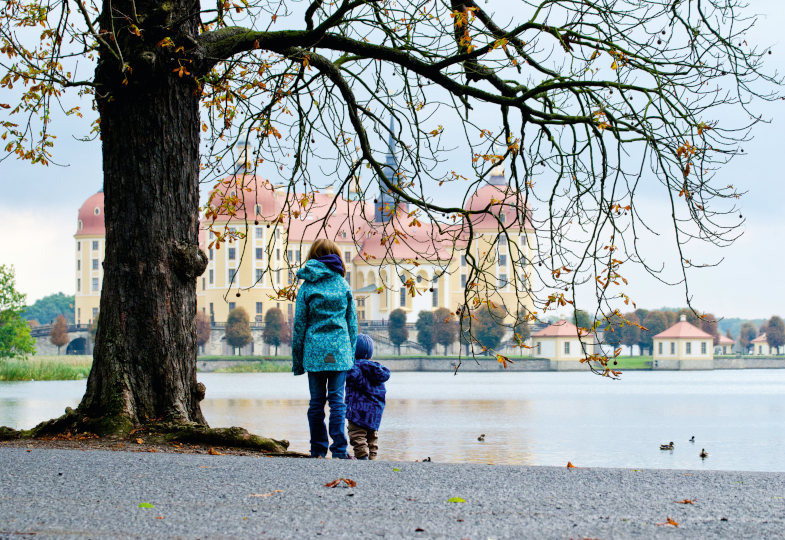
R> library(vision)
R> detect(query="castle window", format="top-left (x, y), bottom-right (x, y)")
top-left (255, 248), bottom-right (263, 260)
top-left (78, 221), bottom-right (83, 231)
top-left (255, 269), bottom-right (263, 282)
top-left (564, 341), bottom-right (570, 354)
top-left (92, 278), bottom-right (99, 291)
top-left (686, 342), bottom-right (692, 355)
top-left (209, 270), bottom-right (214, 284)
top-left (92, 259), bottom-right (98, 270)
top-left (255, 227), bottom-right (263, 239)
top-left (229, 302), bottom-right (236, 311)
top-left (400, 287), bottom-right (406, 307)
top-left (228, 248), bottom-right (236, 260)
top-left (92, 241), bottom-right (99, 251)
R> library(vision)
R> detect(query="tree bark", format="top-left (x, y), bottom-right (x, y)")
top-left (78, 0), bottom-right (207, 431)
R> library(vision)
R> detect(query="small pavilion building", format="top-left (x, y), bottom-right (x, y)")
top-left (652, 315), bottom-right (713, 369)
top-left (751, 334), bottom-right (783, 356)
top-left (716, 334), bottom-right (735, 355)
top-left (531, 319), bottom-right (595, 369)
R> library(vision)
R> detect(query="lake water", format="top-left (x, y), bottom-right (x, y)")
top-left (1, 370), bottom-right (784, 472)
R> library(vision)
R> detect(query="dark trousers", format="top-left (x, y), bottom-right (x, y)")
top-left (307, 371), bottom-right (348, 458)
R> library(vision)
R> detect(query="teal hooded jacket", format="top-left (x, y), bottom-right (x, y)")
top-left (292, 259), bottom-right (358, 375)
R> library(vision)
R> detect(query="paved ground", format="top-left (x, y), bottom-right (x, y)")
top-left (1, 448), bottom-right (784, 539)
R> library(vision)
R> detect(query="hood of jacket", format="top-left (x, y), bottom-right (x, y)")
top-left (296, 258), bottom-right (339, 283)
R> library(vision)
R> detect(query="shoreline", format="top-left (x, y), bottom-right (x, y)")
top-left (1, 446), bottom-right (783, 539)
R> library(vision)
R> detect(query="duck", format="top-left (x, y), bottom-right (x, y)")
top-left (689, 436), bottom-right (695, 443)
top-left (699, 449), bottom-right (709, 459)
top-left (477, 434), bottom-right (486, 442)
top-left (660, 442), bottom-right (674, 450)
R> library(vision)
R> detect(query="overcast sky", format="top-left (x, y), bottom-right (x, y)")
top-left (0, 0), bottom-right (783, 321)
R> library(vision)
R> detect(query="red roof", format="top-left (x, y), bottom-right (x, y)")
top-left (717, 335), bottom-right (735, 345)
top-left (78, 168), bottom-right (536, 261)
top-left (751, 333), bottom-right (768, 344)
top-left (532, 319), bottom-right (584, 338)
top-left (75, 191), bottom-right (105, 236)
top-left (653, 320), bottom-right (712, 339)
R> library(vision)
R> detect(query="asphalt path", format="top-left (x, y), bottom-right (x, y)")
top-left (1, 448), bottom-right (784, 539)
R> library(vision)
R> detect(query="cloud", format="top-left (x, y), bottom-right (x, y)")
top-left (0, 205), bottom-right (75, 304)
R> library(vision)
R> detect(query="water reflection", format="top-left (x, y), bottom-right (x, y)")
top-left (2, 371), bottom-right (785, 471)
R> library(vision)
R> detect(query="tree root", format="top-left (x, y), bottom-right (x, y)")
top-left (0, 409), bottom-right (293, 456)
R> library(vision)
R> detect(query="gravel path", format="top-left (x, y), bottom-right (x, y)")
top-left (1, 447), bottom-right (784, 539)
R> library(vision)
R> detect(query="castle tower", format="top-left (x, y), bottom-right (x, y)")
top-left (374, 117), bottom-right (407, 222)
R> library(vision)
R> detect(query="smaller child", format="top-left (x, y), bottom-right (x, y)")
top-left (345, 334), bottom-right (390, 460)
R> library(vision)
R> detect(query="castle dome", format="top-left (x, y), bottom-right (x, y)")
top-left (76, 191), bottom-right (105, 236)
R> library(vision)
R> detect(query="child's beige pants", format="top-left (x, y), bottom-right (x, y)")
top-left (347, 421), bottom-right (378, 460)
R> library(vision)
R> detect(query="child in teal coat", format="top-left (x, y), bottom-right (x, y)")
top-left (292, 238), bottom-right (357, 458)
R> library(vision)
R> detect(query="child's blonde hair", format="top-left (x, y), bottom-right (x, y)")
top-left (307, 238), bottom-right (344, 275)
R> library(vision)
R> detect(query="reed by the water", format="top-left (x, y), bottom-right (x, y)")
top-left (0, 355), bottom-right (92, 381)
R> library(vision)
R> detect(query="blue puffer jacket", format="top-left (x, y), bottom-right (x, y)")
top-left (292, 259), bottom-right (357, 374)
top-left (345, 359), bottom-right (390, 431)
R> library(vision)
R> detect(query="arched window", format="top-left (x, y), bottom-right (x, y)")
top-left (94, 207), bottom-right (100, 215)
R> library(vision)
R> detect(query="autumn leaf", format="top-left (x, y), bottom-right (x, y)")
top-left (138, 502), bottom-right (155, 509)
top-left (674, 499), bottom-right (696, 505)
top-left (135, 438), bottom-right (144, 444)
top-left (207, 447), bottom-right (222, 455)
top-left (325, 478), bottom-right (356, 488)
top-left (447, 497), bottom-right (466, 503)
top-left (249, 490), bottom-right (282, 497)
top-left (656, 517), bottom-right (679, 527)
top-left (566, 461), bottom-right (577, 469)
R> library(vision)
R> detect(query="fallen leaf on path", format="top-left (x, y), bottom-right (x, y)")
top-left (324, 478), bottom-right (356, 488)
top-left (138, 502), bottom-right (155, 509)
top-left (156, 516), bottom-right (164, 519)
top-left (248, 490), bottom-right (283, 497)
top-left (415, 527), bottom-right (425, 532)
top-left (135, 438), bottom-right (144, 444)
top-left (148, 448), bottom-right (158, 453)
top-left (656, 517), bottom-right (679, 527)
top-left (447, 497), bottom-right (466, 503)
top-left (207, 447), bottom-right (222, 455)
top-left (392, 468), bottom-right (401, 472)
top-left (567, 461), bottom-right (576, 469)
top-left (199, 466), bottom-right (211, 469)
top-left (674, 499), bottom-right (695, 505)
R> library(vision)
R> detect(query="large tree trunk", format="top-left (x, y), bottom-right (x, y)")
top-left (77, 0), bottom-right (207, 432)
